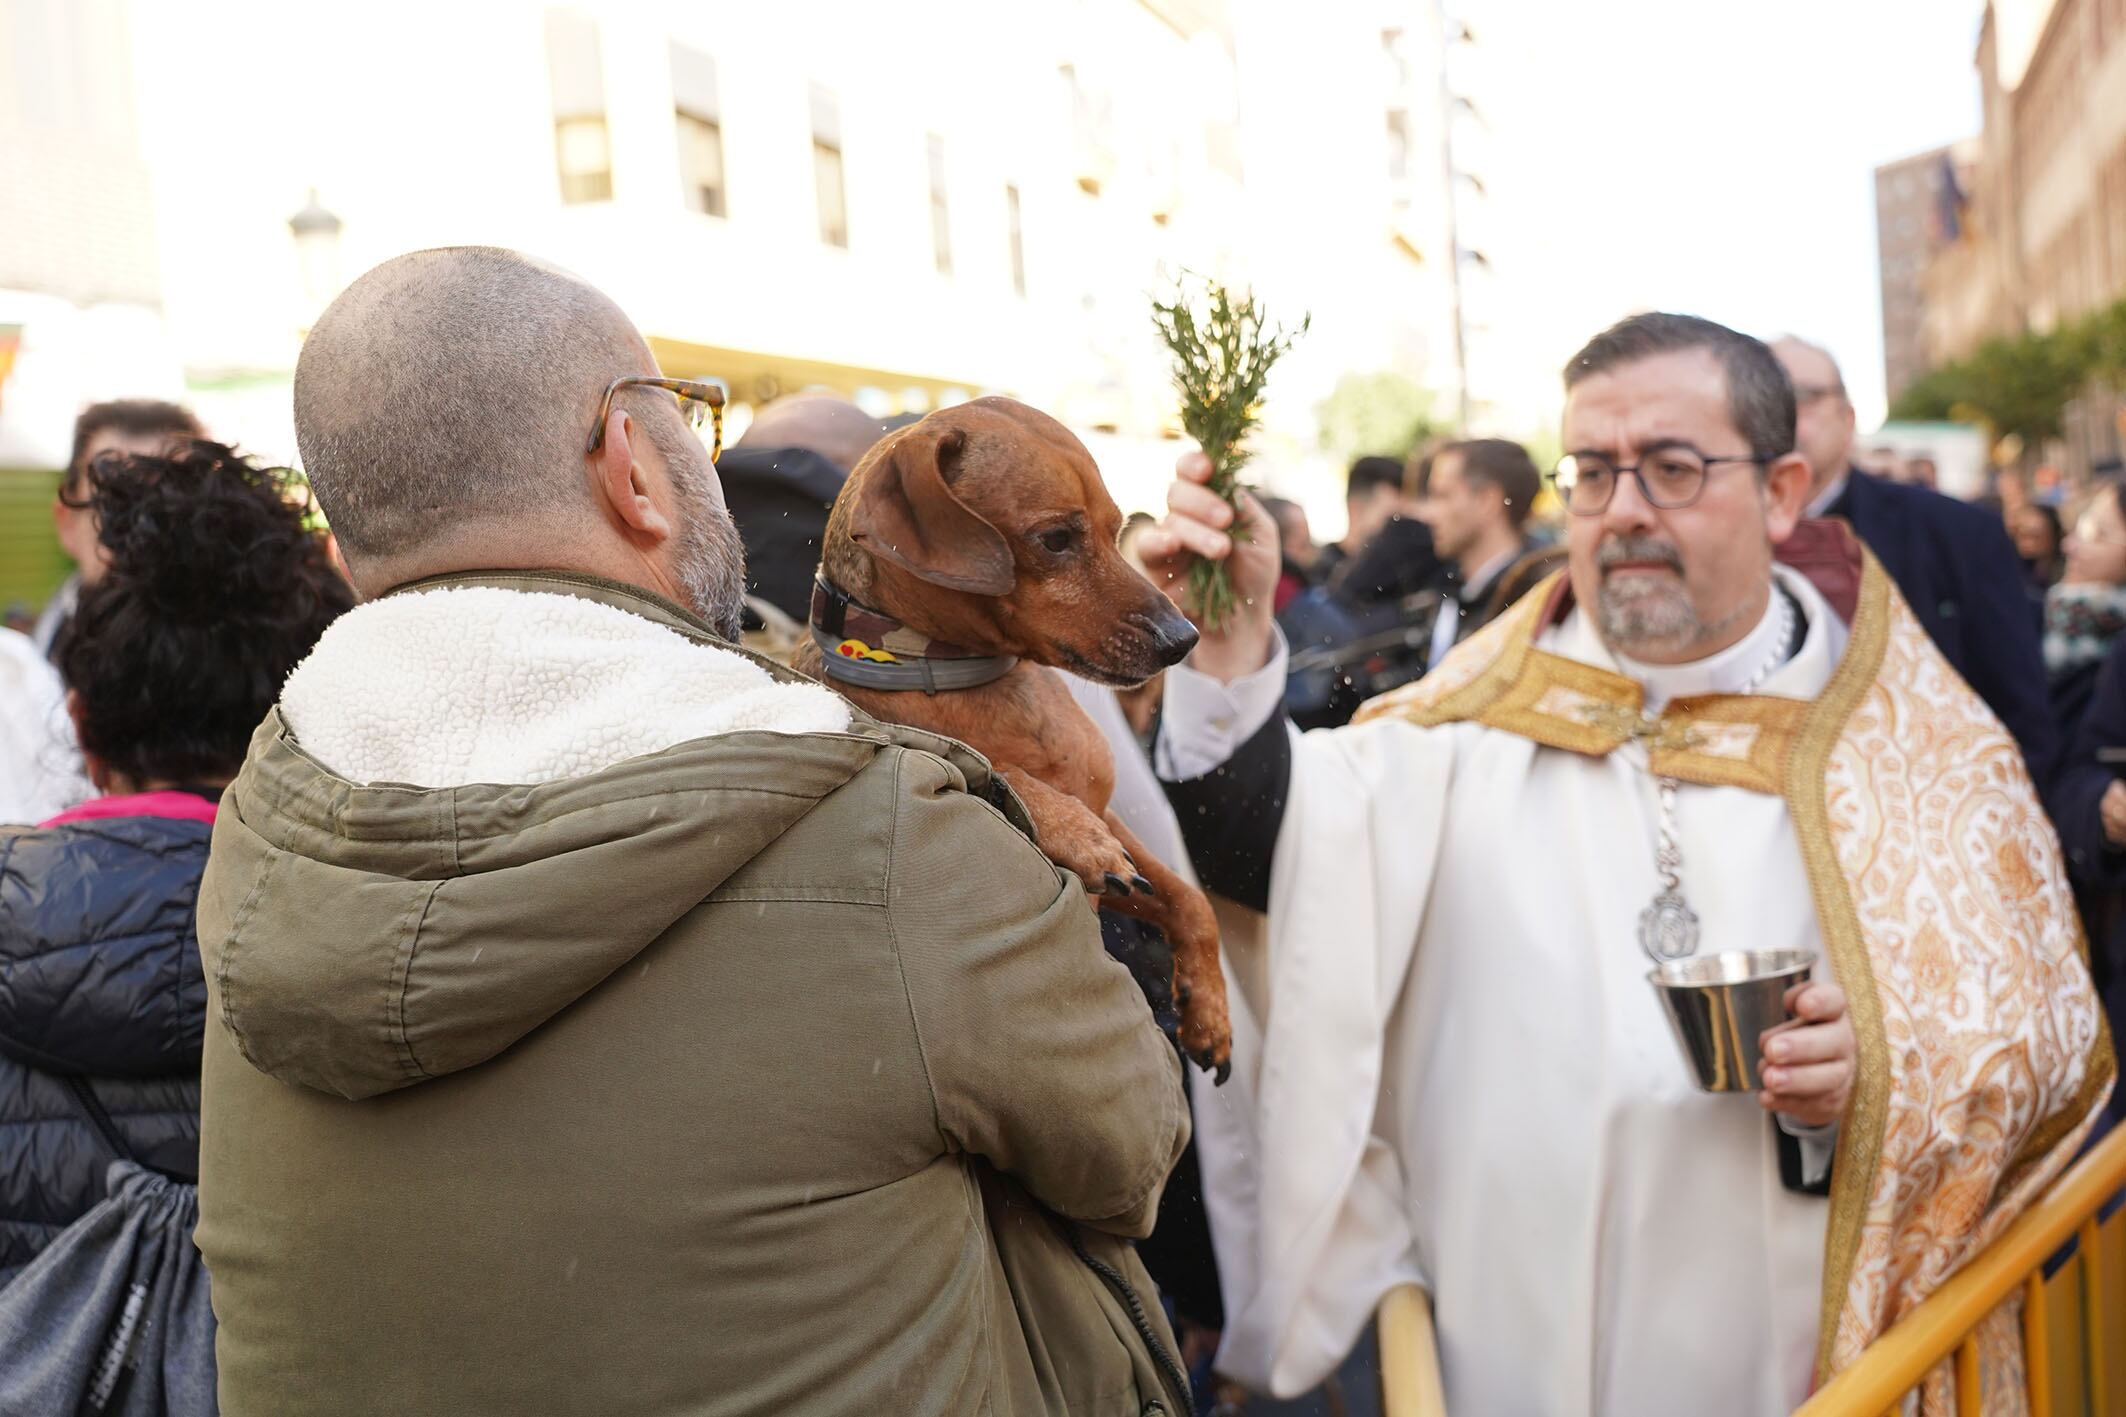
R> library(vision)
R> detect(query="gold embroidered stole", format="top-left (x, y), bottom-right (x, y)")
top-left (1355, 557), bottom-right (2114, 1391)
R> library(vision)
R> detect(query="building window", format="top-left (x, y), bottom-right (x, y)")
top-left (545, 8), bottom-right (611, 204)
top-left (812, 84), bottom-right (848, 248)
top-left (672, 44), bottom-right (725, 217)
top-left (928, 134), bottom-right (952, 275)
top-left (1382, 28), bottom-right (1412, 91)
top-left (1061, 63), bottom-right (1113, 195)
top-left (1006, 183), bottom-right (1026, 297)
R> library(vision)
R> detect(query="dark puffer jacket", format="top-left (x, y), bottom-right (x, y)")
top-left (0, 812), bottom-right (209, 1282)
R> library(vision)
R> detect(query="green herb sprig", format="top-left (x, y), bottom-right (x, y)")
top-left (1151, 276), bottom-right (1309, 630)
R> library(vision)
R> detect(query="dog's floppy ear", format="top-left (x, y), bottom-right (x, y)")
top-left (849, 426), bottom-right (1016, 596)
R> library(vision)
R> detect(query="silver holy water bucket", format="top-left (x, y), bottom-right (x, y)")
top-left (1647, 949), bottom-right (1817, 1092)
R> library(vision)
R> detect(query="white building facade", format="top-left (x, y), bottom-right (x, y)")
top-left (4, 0), bottom-right (1469, 528)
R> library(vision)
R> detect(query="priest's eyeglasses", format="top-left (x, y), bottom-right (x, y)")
top-left (586, 377), bottom-right (727, 463)
top-left (1549, 449), bottom-right (1764, 516)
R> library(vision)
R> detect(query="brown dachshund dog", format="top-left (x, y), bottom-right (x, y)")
top-left (794, 397), bottom-right (1233, 1080)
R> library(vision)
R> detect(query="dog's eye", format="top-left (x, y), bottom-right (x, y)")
top-left (1036, 527), bottom-right (1078, 555)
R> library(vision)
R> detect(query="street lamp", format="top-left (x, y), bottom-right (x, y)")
top-left (287, 188), bottom-right (344, 330)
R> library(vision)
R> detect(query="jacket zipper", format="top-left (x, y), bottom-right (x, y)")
top-left (1059, 1221), bottom-right (1193, 1415)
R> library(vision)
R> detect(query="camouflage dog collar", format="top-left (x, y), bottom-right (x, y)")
top-left (809, 577), bottom-right (1019, 694)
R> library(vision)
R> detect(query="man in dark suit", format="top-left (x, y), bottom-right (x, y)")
top-left (1412, 437), bottom-right (1546, 667)
top-left (1773, 337), bottom-right (2057, 787)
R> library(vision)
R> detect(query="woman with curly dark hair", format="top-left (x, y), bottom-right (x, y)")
top-left (0, 441), bottom-right (351, 1280)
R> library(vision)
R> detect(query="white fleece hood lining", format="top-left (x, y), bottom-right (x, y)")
top-left (280, 585), bottom-right (852, 788)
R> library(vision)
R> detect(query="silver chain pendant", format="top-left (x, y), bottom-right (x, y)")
top-left (1638, 888), bottom-right (1702, 961)
top-left (1626, 595), bottom-right (1795, 967)
top-left (1638, 775), bottom-right (1701, 963)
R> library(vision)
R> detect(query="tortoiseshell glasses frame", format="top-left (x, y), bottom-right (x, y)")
top-left (585, 376), bottom-right (727, 463)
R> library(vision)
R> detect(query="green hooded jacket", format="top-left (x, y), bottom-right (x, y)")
top-left (194, 572), bottom-right (1192, 1416)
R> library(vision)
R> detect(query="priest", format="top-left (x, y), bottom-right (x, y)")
top-left (1136, 313), bottom-right (2111, 1413)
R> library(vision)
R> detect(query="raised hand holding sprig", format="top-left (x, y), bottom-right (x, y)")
top-left (1149, 277), bottom-right (1308, 631)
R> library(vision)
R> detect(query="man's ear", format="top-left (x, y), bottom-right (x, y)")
top-left (591, 408), bottom-right (674, 545)
top-left (848, 426), bottom-right (1015, 595)
top-left (1764, 452), bottom-right (1814, 545)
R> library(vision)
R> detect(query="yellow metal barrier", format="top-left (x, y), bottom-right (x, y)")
top-left (1379, 1283), bottom-right (1448, 1417)
top-left (1373, 1129), bottom-right (2126, 1417)
top-left (1796, 1125), bottom-right (2126, 1417)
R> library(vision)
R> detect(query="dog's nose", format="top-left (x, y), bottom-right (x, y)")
top-left (1146, 604), bottom-right (1200, 667)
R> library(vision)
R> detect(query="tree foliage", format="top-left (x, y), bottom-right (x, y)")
top-left (1896, 296), bottom-right (2126, 449)
top-left (1313, 370), bottom-right (1446, 462)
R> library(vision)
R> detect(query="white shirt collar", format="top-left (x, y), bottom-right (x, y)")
top-left (1458, 546), bottom-right (1520, 603)
top-left (1806, 468), bottom-right (1851, 518)
top-left (1556, 566), bottom-right (1835, 713)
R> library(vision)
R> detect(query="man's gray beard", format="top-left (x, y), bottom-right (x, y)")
top-left (1597, 576), bottom-right (1761, 659)
top-left (1596, 574), bottom-right (1701, 656)
top-left (675, 500), bottom-right (748, 643)
top-left (659, 432), bottom-right (749, 642)
top-left (1592, 534), bottom-right (1751, 659)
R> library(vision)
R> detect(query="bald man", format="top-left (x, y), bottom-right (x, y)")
top-left (191, 247), bottom-right (1190, 1417)
top-left (719, 392), bottom-right (890, 624)
top-left (735, 390), bottom-right (891, 473)
top-left (1773, 337), bottom-right (2056, 786)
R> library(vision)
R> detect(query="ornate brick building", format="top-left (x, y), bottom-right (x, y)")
top-left (1920, 0), bottom-right (2126, 473)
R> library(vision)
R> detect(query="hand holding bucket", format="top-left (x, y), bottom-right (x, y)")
top-left (1648, 949), bottom-right (1818, 1093)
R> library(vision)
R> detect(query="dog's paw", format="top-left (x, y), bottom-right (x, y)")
top-left (1047, 830), bottom-right (1142, 901)
top-left (1176, 953), bottom-right (1232, 1079)
top-left (1167, 888), bottom-right (1233, 1083)
top-left (1177, 1003), bottom-right (1233, 1085)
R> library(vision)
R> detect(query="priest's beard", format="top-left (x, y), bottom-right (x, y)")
top-left (1595, 534), bottom-right (1749, 659)
top-left (653, 423), bottom-right (750, 643)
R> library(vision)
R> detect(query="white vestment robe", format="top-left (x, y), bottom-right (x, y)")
top-left (1166, 568), bottom-right (1849, 1414)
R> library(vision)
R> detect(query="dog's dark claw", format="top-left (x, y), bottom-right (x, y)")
top-left (1131, 874), bottom-right (1156, 897)
top-left (1213, 1060), bottom-right (1232, 1086)
top-left (1103, 872), bottom-right (1131, 897)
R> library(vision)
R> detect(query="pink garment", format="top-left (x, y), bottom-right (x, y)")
top-left (39, 790), bottom-right (220, 829)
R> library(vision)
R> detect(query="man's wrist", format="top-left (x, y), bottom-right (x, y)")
top-left (1185, 613), bottom-right (1276, 685)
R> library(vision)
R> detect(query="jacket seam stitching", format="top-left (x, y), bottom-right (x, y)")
top-left (389, 882), bottom-right (444, 1083)
top-left (216, 846), bottom-right (282, 1067)
top-left (327, 784), bottom-right (844, 849)
top-left (882, 751), bottom-right (949, 1150)
top-left (445, 788), bottom-right (462, 875)
top-left (705, 888), bottom-right (888, 905)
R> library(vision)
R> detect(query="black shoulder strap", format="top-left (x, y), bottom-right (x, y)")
top-left (60, 1074), bottom-right (139, 1166)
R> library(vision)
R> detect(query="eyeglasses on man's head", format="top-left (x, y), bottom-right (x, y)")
top-left (586, 377), bottom-right (727, 462)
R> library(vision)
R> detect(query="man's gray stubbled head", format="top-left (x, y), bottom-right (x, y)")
top-left (292, 245), bottom-right (748, 635)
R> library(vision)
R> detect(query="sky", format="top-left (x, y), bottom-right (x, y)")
top-left (1453, 0), bottom-right (1991, 435)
